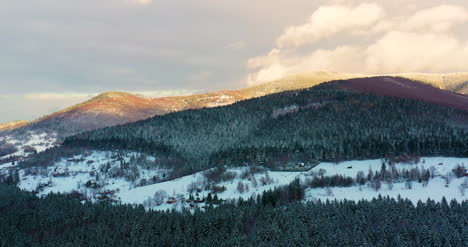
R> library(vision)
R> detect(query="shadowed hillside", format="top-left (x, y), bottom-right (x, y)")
top-left (22, 77), bottom-right (468, 177)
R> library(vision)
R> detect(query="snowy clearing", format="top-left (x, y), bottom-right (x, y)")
top-left (9, 154), bottom-right (468, 211)
top-left (0, 132), bottom-right (58, 163)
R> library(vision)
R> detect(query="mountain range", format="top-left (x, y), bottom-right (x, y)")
top-left (7, 75), bottom-right (468, 218)
top-left (2, 72), bottom-right (468, 140)
top-left (30, 76), bottom-right (464, 177)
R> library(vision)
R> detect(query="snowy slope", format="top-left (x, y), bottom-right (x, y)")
top-left (118, 167), bottom-right (301, 211)
top-left (17, 151), bottom-right (166, 199)
top-left (0, 132), bottom-right (58, 164)
top-left (10, 154), bottom-right (468, 211)
top-left (307, 157), bottom-right (468, 204)
top-left (315, 157), bottom-right (464, 177)
top-left (307, 177), bottom-right (467, 205)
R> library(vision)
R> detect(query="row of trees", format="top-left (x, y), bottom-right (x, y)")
top-left (307, 164), bottom-right (433, 191)
top-left (0, 183), bottom-right (466, 246)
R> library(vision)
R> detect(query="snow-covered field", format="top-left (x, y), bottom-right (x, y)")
top-left (307, 177), bottom-right (467, 204)
top-left (0, 132), bottom-right (57, 162)
top-left (17, 151), bottom-right (167, 198)
top-left (119, 167), bottom-right (301, 211)
top-left (6, 153), bottom-right (468, 211)
top-left (308, 158), bottom-right (468, 204)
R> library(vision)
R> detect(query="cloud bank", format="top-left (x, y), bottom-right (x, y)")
top-left (248, 2), bottom-right (468, 85)
top-left (2, 0), bottom-right (468, 122)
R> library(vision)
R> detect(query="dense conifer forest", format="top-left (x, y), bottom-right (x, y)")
top-left (0, 183), bottom-right (467, 246)
top-left (6, 80), bottom-right (468, 246)
top-left (44, 82), bottom-right (468, 177)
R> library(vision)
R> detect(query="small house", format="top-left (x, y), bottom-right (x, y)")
top-left (95, 193), bottom-right (108, 200)
top-left (463, 173), bottom-right (468, 177)
top-left (298, 163), bottom-right (305, 168)
top-left (167, 197), bottom-right (177, 204)
top-left (194, 198), bottom-right (205, 204)
top-left (103, 190), bottom-right (115, 195)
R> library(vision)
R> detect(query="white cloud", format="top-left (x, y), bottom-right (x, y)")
top-left (403, 5), bottom-right (468, 32)
top-left (276, 3), bottom-right (384, 48)
top-left (365, 31), bottom-right (468, 73)
top-left (248, 2), bottom-right (468, 85)
top-left (3, 0), bottom-right (468, 122)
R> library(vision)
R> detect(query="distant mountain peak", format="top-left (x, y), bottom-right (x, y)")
top-left (93, 92), bottom-right (135, 100)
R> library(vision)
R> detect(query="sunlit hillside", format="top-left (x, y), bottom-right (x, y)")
top-left (0, 121), bottom-right (30, 132)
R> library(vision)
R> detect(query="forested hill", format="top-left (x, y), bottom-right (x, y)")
top-left (61, 77), bottom-right (468, 174)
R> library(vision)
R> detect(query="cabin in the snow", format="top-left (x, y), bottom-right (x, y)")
top-left (103, 190), bottom-right (115, 195)
top-left (52, 167), bottom-right (68, 177)
top-left (298, 163), bottom-right (305, 168)
top-left (194, 198), bottom-right (205, 203)
top-left (95, 193), bottom-right (108, 200)
top-left (167, 197), bottom-right (177, 204)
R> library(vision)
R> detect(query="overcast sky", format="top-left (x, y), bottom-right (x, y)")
top-left (1, 0), bottom-right (468, 122)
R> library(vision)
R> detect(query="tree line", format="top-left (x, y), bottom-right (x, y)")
top-left (0, 182), bottom-right (467, 246)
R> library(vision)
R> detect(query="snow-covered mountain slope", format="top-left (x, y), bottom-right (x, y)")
top-left (5, 153), bottom-right (466, 211)
top-left (0, 132), bottom-right (57, 165)
top-left (16, 151), bottom-right (167, 196)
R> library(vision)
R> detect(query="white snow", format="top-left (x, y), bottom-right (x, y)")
top-left (119, 167), bottom-right (300, 206)
top-left (0, 162), bottom-right (16, 170)
top-left (11, 154), bottom-right (468, 211)
top-left (306, 157), bottom-right (468, 204)
top-left (0, 132), bottom-right (58, 163)
top-left (306, 177), bottom-right (468, 204)
top-left (314, 157), bottom-right (465, 177)
top-left (18, 151), bottom-right (166, 200)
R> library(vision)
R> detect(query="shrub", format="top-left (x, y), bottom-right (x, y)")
top-left (23, 145), bottom-right (37, 154)
top-left (0, 143), bottom-right (17, 157)
top-left (212, 185), bottom-right (227, 193)
top-left (452, 165), bottom-right (466, 178)
top-left (203, 166), bottom-right (227, 183)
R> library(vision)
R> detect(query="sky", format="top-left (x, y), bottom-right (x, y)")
top-left (1, 0), bottom-right (468, 122)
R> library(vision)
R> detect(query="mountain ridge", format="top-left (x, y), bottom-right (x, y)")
top-left (0, 121), bottom-right (30, 132)
top-left (3, 72), bottom-right (468, 138)
top-left (46, 76), bottom-right (468, 175)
